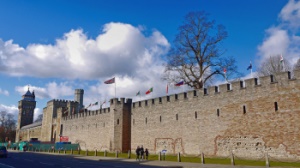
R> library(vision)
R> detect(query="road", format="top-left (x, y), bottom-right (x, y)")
top-left (0, 151), bottom-right (166, 168)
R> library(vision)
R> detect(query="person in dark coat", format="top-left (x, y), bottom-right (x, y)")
top-left (135, 146), bottom-right (140, 161)
top-left (145, 148), bottom-right (149, 160)
top-left (140, 145), bottom-right (144, 160)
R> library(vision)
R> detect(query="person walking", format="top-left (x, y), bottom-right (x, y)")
top-left (140, 145), bottom-right (144, 160)
top-left (145, 148), bottom-right (149, 160)
top-left (136, 146), bottom-right (140, 161)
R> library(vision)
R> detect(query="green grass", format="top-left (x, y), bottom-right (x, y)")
top-left (36, 150), bottom-right (300, 167)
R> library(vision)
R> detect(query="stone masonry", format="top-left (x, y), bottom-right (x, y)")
top-left (17, 71), bottom-right (300, 160)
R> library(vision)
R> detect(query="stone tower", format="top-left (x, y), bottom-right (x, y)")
top-left (16, 88), bottom-right (36, 142)
top-left (74, 89), bottom-right (84, 113)
top-left (109, 98), bottom-right (132, 152)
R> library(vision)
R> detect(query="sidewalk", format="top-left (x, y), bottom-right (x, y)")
top-left (75, 155), bottom-right (292, 168)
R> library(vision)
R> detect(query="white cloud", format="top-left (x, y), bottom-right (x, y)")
top-left (279, 0), bottom-right (300, 29)
top-left (15, 82), bottom-right (74, 99)
top-left (0, 22), bottom-right (170, 80)
top-left (257, 0), bottom-right (300, 66)
top-left (0, 104), bottom-right (18, 120)
top-left (0, 88), bottom-right (9, 96)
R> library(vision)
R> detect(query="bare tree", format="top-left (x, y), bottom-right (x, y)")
top-left (0, 111), bottom-right (16, 142)
top-left (163, 11), bottom-right (238, 89)
top-left (34, 113), bottom-right (43, 122)
top-left (257, 55), bottom-right (291, 76)
top-left (294, 58), bottom-right (300, 71)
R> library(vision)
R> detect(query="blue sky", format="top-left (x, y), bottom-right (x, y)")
top-left (0, 0), bottom-right (298, 120)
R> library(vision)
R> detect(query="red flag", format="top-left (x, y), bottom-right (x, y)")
top-left (166, 84), bottom-right (168, 94)
top-left (146, 87), bottom-right (153, 94)
top-left (175, 81), bottom-right (184, 86)
top-left (223, 68), bottom-right (227, 73)
top-left (104, 77), bottom-right (115, 84)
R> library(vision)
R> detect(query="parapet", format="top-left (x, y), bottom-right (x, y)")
top-left (132, 71), bottom-right (297, 108)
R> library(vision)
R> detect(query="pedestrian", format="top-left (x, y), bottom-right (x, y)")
top-left (145, 148), bottom-right (149, 160)
top-left (136, 146), bottom-right (140, 161)
top-left (140, 145), bottom-right (144, 160)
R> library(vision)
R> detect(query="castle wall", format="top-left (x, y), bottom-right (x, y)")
top-left (131, 71), bottom-right (300, 159)
top-left (19, 126), bottom-right (42, 142)
top-left (62, 108), bottom-right (112, 151)
top-left (24, 71), bottom-right (300, 160)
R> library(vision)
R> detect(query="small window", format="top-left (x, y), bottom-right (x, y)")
top-left (227, 83), bottom-right (231, 91)
top-left (243, 105), bottom-right (246, 114)
top-left (117, 119), bottom-right (119, 125)
top-left (270, 75), bottom-right (274, 83)
top-left (145, 117), bottom-right (147, 124)
top-left (160, 116), bottom-right (162, 122)
top-left (176, 114), bottom-right (178, 120)
top-left (215, 86), bottom-right (219, 93)
top-left (274, 102), bottom-right (278, 111)
top-left (254, 78), bottom-right (258, 85)
top-left (240, 81), bottom-right (244, 88)
top-left (204, 88), bottom-right (207, 95)
top-left (217, 109), bottom-right (220, 117)
top-left (195, 112), bottom-right (197, 119)
top-left (167, 96), bottom-right (170, 102)
top-left (288, 71), bottom-right (291, 79)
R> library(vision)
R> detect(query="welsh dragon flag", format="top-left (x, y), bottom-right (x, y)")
top-left (145, 87), bottom-right (153, 95)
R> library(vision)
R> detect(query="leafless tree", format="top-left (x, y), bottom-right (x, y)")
top-left (163, 11), bottom-right (238, 89)
top-left (257, 55), bottom-right (291, 76)
top-left (0, 111), bottom-right (16, 142)
top-left (294, 58), bottom-right (300, 71)
top-left (34, 113), bottom-right (43, 122)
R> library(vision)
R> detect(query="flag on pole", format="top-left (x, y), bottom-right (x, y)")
top-left (166, 84), bottom-right (168, 94)
top-left (104, 77), bottom-right (115, 84)
top-left (145, 87), bottom-right (153, 94)
top-left (223, 68), bottom-right (227, 73)
top-left (280, 54), bottom-right (284, 63)
top-left (175, 81), bottom-right (184, 86)
top-left (247, 62), bottom-right (252, 70)
top-left (136, 91), bottom-right (140, 96)
top-left (100, 100), bottom-right (106, 109)
top-left (93, 102), bottom-right (98, 106)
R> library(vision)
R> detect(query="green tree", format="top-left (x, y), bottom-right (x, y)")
top-left (163, 11), bottom-right (238, 89)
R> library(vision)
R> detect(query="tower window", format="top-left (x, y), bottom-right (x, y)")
top-left (160, 116), bottom-right (162, 122)
top-left (176, 114), bottom-right (178, 120)
top-left (195, 112), bottom-right (197, 119)
top-left (145, 117), bottom-right (147, 124)
top-left (217, 109), bottom-right (220, 117)
top-left (117, 119), bottom-right (119, 125)
top-left (243, 105), bottom-right (246, 114)
top-left (274, 102), bottom-right (278, 111)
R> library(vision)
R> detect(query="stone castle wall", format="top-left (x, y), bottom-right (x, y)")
top-left (58, 71), bottom-right (300, 159)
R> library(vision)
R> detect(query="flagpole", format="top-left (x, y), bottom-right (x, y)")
top-left (115, 78), bottom-right (116, 98)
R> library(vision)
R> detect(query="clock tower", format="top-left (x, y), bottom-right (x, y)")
top-left (16, 88), bottom-right (36, 142)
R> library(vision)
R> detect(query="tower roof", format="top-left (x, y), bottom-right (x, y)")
top-left (22, 89), bottom-right (35, 101)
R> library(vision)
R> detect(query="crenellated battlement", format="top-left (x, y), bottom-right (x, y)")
top-left (63, 107), bottom-right (111, 120)
top-left (132, 71), bottom-right (297, 108)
